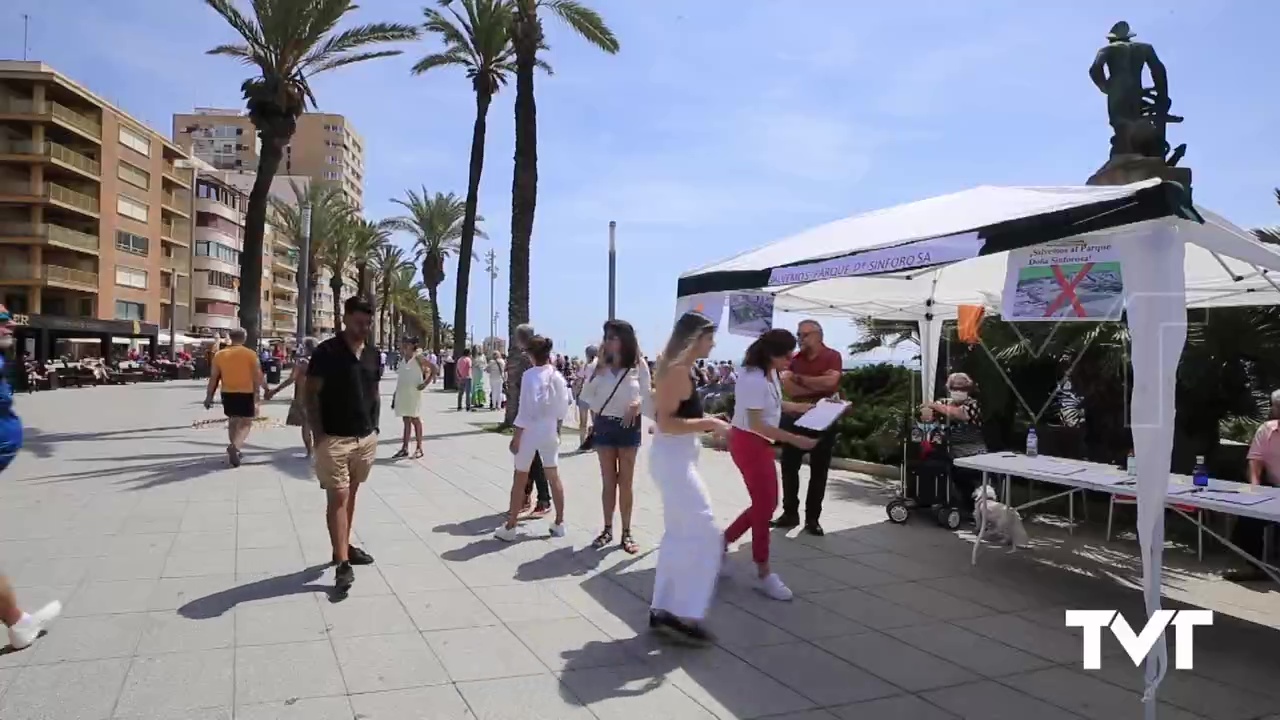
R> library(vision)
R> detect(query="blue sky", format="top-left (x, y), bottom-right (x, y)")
top-left (5, 0), bottom-right (1278, 363)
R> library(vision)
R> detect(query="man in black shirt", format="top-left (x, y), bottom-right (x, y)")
top-left (305, 297), bottom-right (382, 594)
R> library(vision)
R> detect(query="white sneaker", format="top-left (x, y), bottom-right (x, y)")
top-left (756, 573), bottom-right (793, 601)
top-left (549, 522), bottom-right (566, 538)
top-left (494, 525), bottom-right (520, 542)
top-left (8, 600), bottom-right (61, 650)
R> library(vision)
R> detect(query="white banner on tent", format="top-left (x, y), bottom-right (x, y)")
top-left (766, 231), bottom-right (982, 286)
top-left (674, 292), bottom-right (727, 326)
top-left (726, 292), bottom-right (775, 337)
top-left (1002, 240), bottom-right (1124, 322)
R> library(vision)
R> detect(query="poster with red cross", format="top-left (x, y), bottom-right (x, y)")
top-left (1001, 240), bottom-right (1124, 322)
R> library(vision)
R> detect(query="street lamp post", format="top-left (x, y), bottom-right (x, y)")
top-left (296, 203), bottom-right (312, 341)
top-left (608, 221), bottom-right (616, 320)
top-left (485, 249), bottom-right (498, 349)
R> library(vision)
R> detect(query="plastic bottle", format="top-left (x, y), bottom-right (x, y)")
top-left (1192, 455), bottom-right (1209, 488)
top-left (1126, 449), bottom-right (1136, 476)
top-left (1025, 427), bottom-right (1038, 458)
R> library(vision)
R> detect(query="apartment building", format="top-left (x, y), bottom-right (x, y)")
top-left (0, 61), bottom-right (193, 358)
top-left (223, 172), bottom-right (307, 343)
top-left (173, 109), bottom-right (365, 210)
top-left (188, 163), bottom-right (247, 338)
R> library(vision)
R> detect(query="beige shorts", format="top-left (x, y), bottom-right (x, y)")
top-left (314, 433), bottom-right (377, 491)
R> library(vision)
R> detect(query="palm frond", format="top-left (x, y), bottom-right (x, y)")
top-left (540, 0), bottom-right (619, 53)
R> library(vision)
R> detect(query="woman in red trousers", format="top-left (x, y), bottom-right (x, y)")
top-left (724, 329), bottom-right (817, 601)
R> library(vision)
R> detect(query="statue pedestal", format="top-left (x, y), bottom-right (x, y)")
top-left (1087, 154), bottom-right (1192, 187)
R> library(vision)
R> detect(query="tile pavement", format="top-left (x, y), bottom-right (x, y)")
top-left (0, 377), bottom-right (1278, 719)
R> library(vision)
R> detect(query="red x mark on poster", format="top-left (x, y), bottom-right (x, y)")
top-left (1042, 262), bottom-right (1094, 317)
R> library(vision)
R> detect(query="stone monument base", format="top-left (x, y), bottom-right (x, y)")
top-left (1087, 154), bottom-right (1192, 187)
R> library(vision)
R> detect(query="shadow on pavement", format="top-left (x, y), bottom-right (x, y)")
top-left (22, 424), bottom-right (197, 459)
top-left (178, 564), bottom-right (331, 619)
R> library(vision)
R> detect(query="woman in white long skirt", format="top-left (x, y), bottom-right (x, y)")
top-left (392, 337), bottom-right (430, 459)
top-left (648, 311), bottom-right (729, 645)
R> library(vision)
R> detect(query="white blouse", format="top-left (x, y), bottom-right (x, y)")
top-left (580, 361), bottom-right (653, 418)
top-left (513, 365), bottom-right (571, 435)
top-left (732, 367), bottom-right (782, 436)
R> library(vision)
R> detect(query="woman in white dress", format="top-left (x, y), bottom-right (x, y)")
top-left (648, 312), bottom-right (729, 645)
top-left (486, 352), bottom-right (506, 410)
top-left (392, 337), bottom-right (430, 459)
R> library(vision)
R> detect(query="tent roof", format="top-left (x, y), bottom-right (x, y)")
top-left (678, 181), bottom-right (1280, 320)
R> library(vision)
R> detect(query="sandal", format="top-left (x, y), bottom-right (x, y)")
top-left (391, 448), bottom-right (409, 459)
top-left (591, 527), bottom-right (614, 550)
top-left (412, 447), bottom-right (424, 459)
top-left (620, 531), bottom-right (639, 555)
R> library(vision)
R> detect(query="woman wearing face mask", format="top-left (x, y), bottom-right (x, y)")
top-left (919, 372), bottom-right (986, 514)
top-left (724, 329), bottom-right (818, 601)
top-left (579, 319), bottom-right (651, 554)
top-left (648, 312), bottom-right (730, 645)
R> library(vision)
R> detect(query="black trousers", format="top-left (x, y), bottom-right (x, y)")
top-left (1230, 478), bottom-right (1277, 562)
top-left (779, 415), bottom-right (836, 522)
top-left (524, 452), bottom-right (550, 508)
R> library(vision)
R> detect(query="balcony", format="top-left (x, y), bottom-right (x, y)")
top-left (162, 253), bottom-right (190, 274)
top-left (43, 264), bottom-right (99, 290)
top-left (161, 189), bottom-right (190, 217)
top-left (161, 160), bottom-right (191, 188)
top-left (273, 299), bottom-right (297, 314)
top-left (0, 222), bottom-right (100, 254)
top-left (161, 219), bottom-right (190, 246)
top-left (0, 181), bottom-right (99, 217)
top-left (0, 98), bottom-right (102, 141)
top-left (0, 139), bottom-right (102, 178)
top-left (272, 252), bottom-right (298, 271)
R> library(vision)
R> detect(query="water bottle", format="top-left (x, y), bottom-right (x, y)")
top-left (1025, 427), bottom-right (1038, 458)
top-left (1192, 455), bottom-right (1209, 488)
top-left (1126, 449), bottom-right (1136, 476)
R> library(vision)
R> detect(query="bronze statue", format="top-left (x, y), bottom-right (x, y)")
top-left (1088, 21), bottom-right (1184, 164)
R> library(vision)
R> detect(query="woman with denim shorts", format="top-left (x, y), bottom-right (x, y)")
top-left (580, 320), bottom-right (651, 554)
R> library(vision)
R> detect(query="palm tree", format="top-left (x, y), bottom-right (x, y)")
top-left (373, 243), bottom-right (412, 344)
top-left (387, 188), bottom-right (482, 354)
top-left (202, 0), bottom-right (417, 347)
top-left (322, 213), bottom-right (384, 330)
top-left (849, 318), bottom-right (921, 356)
top-left (269, 181), bottom-right (350, 335)
top-left (506, 0), bottom-right (617, 339)
top-left (388, 266), bottom-right (425, 345)
top-left (413, 0), bottom-right (515, 359)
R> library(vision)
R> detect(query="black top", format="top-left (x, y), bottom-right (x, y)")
top-left (675, 369), bottom-right (704, 419)
top-left (306, 336), bottom-right (382, 437)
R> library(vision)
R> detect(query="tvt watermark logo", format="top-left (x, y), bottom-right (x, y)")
top-left (1065, 610), bottom-right (1213, 669)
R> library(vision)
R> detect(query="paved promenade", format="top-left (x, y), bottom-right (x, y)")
top-left (1, 376), bottom-right (1279, 719)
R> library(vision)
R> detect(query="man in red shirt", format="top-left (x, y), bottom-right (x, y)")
top-left (776, 320), bottom-right (844, 535)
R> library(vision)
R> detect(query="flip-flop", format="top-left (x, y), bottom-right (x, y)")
top-left (391, 449), bottom-right (409, 459)
top-left (412, 448), bottom-right (424, 459)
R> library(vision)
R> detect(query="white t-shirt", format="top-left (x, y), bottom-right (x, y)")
top-left (514, 365), bottom-right (571, 436)
top-left (581, 361), bottom-right (653, 418)
top-left (732, 367), bottom-right (782, 436)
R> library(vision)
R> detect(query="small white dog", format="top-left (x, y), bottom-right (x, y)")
top-left (973, 485), bottom-right (1029, 548)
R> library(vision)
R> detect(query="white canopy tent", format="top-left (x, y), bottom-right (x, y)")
top-left (678, 179), bottom-right (1280, 719)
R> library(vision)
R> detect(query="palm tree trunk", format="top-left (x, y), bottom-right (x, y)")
top-left (454, 90), bottom-right (493, 359)
top-left (305, 272), bottom-right (318, 336)
top-left (378, 286), bottom-right (388, 347)
top-left (428, 285), bottom-right (441, 355)
top-left (240, 131), bottom-right (287, 347)
top-left (508, 18), bottom-right (538, 350)
top-left (330, 277), bottom-right (343, 333)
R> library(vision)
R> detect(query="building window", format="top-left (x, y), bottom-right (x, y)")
top-left (205, 269), bottom-right (238, 290)
top-left (116, 195), bottom-right (149, 222)
top-left (196, 180), bottom-right (241, 211)
top-left (195, 240), bottom-right (240, 265)
top-left (196, 212), bottom-right (242, 240)
top-left (195, 300), bottom-right (236, 316)
top-left (115, 230), bottom-right (149, 256)
top-left (327, 155), bottom-right (339, 164)
top-left (323, 171), bottom-right (339, 180)
top-left (118, 125), bottom-right (151, 157)
top-left (115, 266), bottom-right (148, 290)
top-left (117, 162), bottom-right (150, 190)
top-left (115, 300), bottom-right (146, 321)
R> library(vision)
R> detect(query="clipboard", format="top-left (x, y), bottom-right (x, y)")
top-left (794, 400), bottom-right (850, 432)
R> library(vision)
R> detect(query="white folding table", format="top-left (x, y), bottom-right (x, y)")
top-left (954, 452), bottom-right (1280, 581)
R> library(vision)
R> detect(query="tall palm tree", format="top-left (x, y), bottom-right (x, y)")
top-left (269, 181), bottom-right (350, 335)
top-left (414, 0), bottom-right (515, 359)
top-left (202, 0), bottom-right (417, 346)
top-left (506, 0), bottom-right (617, 338)
top-left (373, 243), bottom-right (412, 344)
top-left (387, 189), bottom-right (482, 354)
top-left (388, 266), bottom-right (425, 346)
top-left (323, 213), bottom-right (384, 330)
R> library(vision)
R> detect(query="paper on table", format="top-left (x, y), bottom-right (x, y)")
top-left (1025, 458), bottom-right (1087, 476)
top-left (1181, 489), bottom-right (1274, 507)
top-left (794, 400), bottom-right (851, 432)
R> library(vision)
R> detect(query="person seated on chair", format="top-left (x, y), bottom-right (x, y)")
top-left (1223, 389), bottom-right (1280, 582)
top-left (916, 373), bottom-right (987, 515)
